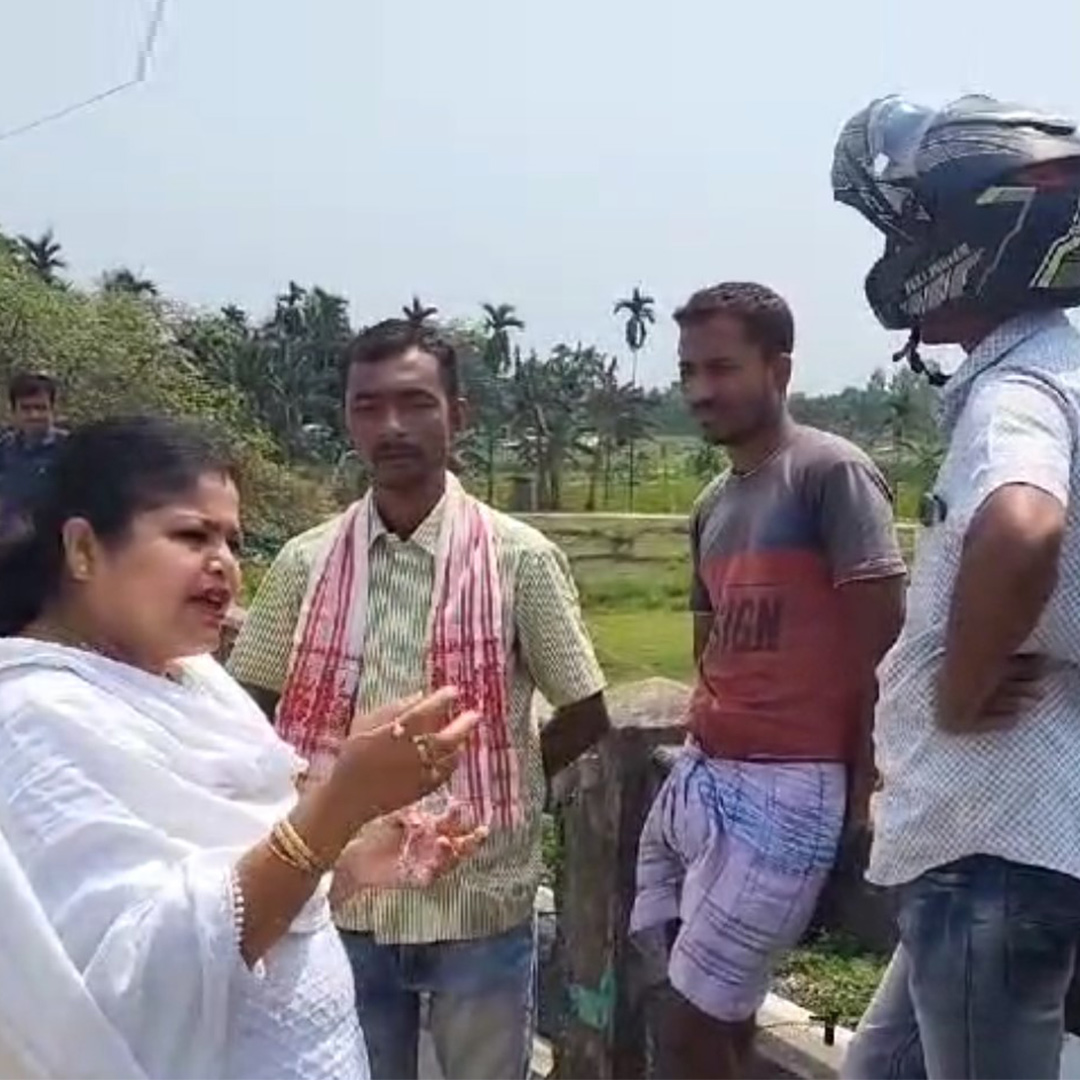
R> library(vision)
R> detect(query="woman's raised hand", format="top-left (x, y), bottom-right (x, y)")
top-left (330, 688), bottom-right (480, 828)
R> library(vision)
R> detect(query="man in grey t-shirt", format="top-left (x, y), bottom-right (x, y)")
top-left (630, 282), bottom-right (905, 1079)
top-left (835, 94), bottom-right (1080, 1078)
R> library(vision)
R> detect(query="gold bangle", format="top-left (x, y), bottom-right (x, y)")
top-left (279, 818), bottom-right (326, 873)
top-left (267, 829), bottom-right (312, 876)
top-left (275, 821), bottom-right (322, 874)
top-left (268, 820), bottom-right (325, 876)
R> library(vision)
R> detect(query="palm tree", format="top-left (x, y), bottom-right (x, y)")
top-left (101, 267), bottom-right (158, 298)
top-left (269, 281), bottom-right (308, 342)
top-left (402, 295), bottom-right (438, 328)
top-left (480, 302), bottom-right (525, 375)
top-left (220, 304), bottom-right (249, 331)
top-left (613, 287), bottom-right (656, 511)
top-left (614, 287), bottom-right (656, 384)
top-left (17, 228), bottom-right (67, 284)
top-left (477, 302), bottom-right (526, 501)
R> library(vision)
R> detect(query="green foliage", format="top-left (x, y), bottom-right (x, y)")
top-left (0, 220), bottom-right (943, 537)
top-left (789, 364), bottom-right (943, 505)
top-left (646, 384), bottom-right (700, 438)
top-left (0, 247), bottom-right (332, 545)
top-left (773, 932), bottom-right (888, 1030)
top-left (176, 282), bottom-right (352, 463)
top-left (100, 267), bottom-right (158, 298)
top-left (506, 344), bottom-right (657, 510)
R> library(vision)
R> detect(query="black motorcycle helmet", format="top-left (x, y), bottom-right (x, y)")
top-left (833, 94), bottom-right (1080, 382)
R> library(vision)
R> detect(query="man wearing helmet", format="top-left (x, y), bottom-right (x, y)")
top-left (835, 95), bottom-right (1080, 1078)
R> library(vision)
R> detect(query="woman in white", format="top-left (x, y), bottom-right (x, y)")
top-left (0, 416), bottom-right (486, 1080)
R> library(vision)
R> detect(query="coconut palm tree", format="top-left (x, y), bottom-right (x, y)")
top-left (17, 228), bottom-right (67, 284)
top-left (613, 287), bottom-right (656, 510)
top-left (101, 267), bottom-right (158, 298)
top-left (402, 296), bottom-right (438, 328)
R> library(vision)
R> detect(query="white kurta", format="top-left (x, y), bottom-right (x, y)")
top-left (0, 639), bottom-right (368, 1080)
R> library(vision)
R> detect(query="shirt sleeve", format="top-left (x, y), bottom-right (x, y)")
top-left (958, 374), bottom-right (1073, 517)
top-left (689, 502), bottom-right (712, 614)
top-left (514, 543), bottom-right (607, 709)
top-left (817, 458), bottom-right (908, 586)
top-left (226, 540), bottom-right (310, 694)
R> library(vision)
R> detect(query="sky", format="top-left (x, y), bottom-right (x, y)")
top-left (2, 1), bottom-right (1080, 393)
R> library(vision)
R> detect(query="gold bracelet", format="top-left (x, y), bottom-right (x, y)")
top-left (273, 821), bottom-right (321, 875)
top-left (268, 820), bottom-right (325, 876)
top-left (279, 818), bottom-right (327, 873)
top-left (267, 828), bottom-right (312, 876)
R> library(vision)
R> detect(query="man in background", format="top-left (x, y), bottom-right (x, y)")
top-left (631, 282), bottom-right (906, 1078)
top-left (0, 372), bottom-right (66, 540)
top-left (228, 319), bottom-right (609, 1080)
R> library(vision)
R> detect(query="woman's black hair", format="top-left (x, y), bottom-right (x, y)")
top-left (0, 415), bottom-right (235, 637)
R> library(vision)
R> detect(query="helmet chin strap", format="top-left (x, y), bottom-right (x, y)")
top-left (892, 329), bottom-right (949, 387)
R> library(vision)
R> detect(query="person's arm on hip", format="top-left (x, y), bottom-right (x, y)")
top-left (938, 377), bottom-right (1071, 733)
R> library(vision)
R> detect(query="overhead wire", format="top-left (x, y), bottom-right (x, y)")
top-left (0, 0), bottom-right (169, 144)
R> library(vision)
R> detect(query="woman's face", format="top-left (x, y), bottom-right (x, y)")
top-left (70, 472), bottom-right (242, 671)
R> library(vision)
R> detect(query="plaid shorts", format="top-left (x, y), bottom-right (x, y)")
top-left (630, 745), bottom-right (845, 1022)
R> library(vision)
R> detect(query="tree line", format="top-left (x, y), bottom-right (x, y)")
top-left (6, 227), bottom-right (942, 513)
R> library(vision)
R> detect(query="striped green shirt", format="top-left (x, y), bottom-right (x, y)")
top-left (228, 496), bottom-right (605, 944)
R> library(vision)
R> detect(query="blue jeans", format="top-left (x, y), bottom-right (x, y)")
top-left (340, 920), bottom-right (536, 1080)
top-left (842, 855), bottom-right (1080, 1079)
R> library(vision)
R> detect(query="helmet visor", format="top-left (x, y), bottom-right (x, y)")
top-left (832, 96), bottom-right (936, 240)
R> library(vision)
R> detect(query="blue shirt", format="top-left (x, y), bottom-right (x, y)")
top-left (0, 428), bottom-right (66, 536)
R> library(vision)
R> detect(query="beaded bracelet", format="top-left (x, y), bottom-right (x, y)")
top-left (229, 869), bottom-right (246, 951)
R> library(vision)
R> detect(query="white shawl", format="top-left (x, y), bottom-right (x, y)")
top-left (0, 639), bottom-right (323, 1079)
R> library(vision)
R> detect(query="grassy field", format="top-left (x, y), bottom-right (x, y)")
top-left (587, 610), bottom-right (694, 683)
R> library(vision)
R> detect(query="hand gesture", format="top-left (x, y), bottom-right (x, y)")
top-left (332, 688), bottom-right (480, 825)
top-left (329, 804), bottom-right (488, 900)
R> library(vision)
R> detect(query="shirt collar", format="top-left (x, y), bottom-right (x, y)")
top-left (939, 309), bottom-right (1071, 433)
top-left (5, 427), bottom-right (57, 449)
top-left (368, 493), bottom-right (446, 555)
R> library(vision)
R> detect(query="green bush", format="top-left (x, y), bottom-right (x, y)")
top-left (0, 251), bottom-right (333, 547)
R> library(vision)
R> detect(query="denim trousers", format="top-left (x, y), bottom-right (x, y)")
top-left (339, 919), bottom-right (536, 1080)
top-left (842, 855), bottom-right (1080, 1080)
